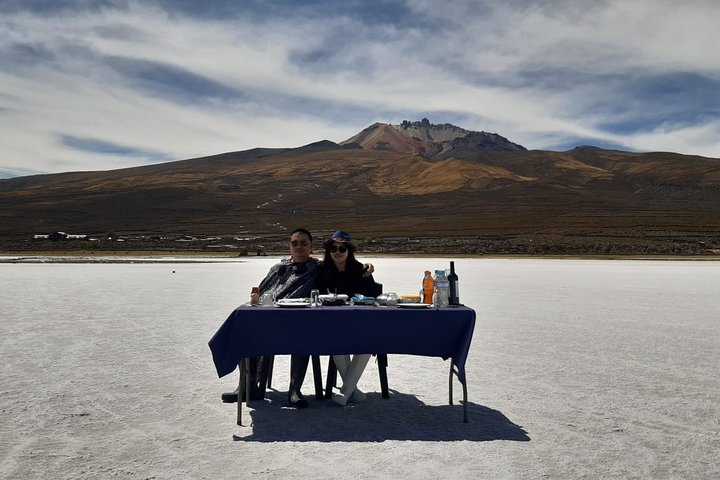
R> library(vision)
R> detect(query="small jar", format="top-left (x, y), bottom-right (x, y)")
top-left (385, 292), bottom-right (399, 306)
top-left (250, 286), bottom-right (260, 305)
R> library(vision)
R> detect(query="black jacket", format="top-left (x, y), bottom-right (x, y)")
top-left (314, 260), bottom-right (380, 297)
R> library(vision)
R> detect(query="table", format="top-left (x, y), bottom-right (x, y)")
top-left (208, 304), bottom-right (476, 424)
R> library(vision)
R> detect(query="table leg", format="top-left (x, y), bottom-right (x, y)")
top-left (236, 360), bottom-right (246, 426)
top-left (462, 378), bottom-right (468, 424)
top-left (448, 363), bottom-right (469, 423)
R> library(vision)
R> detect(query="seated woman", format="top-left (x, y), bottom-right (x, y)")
top-left (314, 230), bottom-right (380, 406)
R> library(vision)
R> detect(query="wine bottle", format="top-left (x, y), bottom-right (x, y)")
top-left (448, 261), bottom-right (459, 305)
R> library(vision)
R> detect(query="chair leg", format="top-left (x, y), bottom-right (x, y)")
top-left (265, 355), bottom-right (274, 389)
top-left (311, 355), bottom-right (324, 400)
top-left (325, 356), bottom-right (337, 399)
top-left (377, 354), bottom-right (389, 399)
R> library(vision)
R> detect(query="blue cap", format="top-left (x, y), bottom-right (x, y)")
top-left (330, 230), bottom-right (352, 243)
top-left (323, 230), bottom-right (356, 250)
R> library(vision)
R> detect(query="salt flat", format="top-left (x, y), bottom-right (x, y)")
top-left (1, 258), bottom-right (718, 479)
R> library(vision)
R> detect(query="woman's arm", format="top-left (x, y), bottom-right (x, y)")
top-left (354, 271), bottom-right (381, 297)
top-left (362, 263), bottom-right (374, 277)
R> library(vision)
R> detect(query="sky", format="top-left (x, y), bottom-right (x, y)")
top-left (1, 0), bottom-right (719, 178)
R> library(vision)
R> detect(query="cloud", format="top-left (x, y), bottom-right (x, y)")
top-left (1, 0), bottom-right (719, 178)
top-left (61, 135), bottom-right (172, 161)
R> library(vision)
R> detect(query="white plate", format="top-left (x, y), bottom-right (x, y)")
top-left (396, 303), bottom-right (433, 309)
top-left (276, 299), bottom-right (311, 308)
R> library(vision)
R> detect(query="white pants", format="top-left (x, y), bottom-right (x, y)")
top-left (332, 354), bottom-right (371, 406)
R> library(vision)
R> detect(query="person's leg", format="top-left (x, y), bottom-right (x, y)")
top-left (332, 354), bottom-right (366, 402)
top-left (222, 356), bottom-right (264, 403)
top-left (332, 354), bottom-right (371, 406)
top-left (332, 354), bottom-right (350, 377)
top-left (288, 354), bottom-right (309, 408)
top-left (251, 356), bottom-right (271, 400)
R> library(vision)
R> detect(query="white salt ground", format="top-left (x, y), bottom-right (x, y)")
top-left (0, 257), bottom-right (718, 479)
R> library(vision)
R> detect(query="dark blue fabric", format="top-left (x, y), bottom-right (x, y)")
top-left (208, 305), bottom-right (476, 383)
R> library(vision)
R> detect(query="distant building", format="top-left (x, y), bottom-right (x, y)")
top-left (32, 231), bottom-right (88, 241)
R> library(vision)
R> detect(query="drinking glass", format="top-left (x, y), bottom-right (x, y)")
top-left (260, 292), bottom-right (274, 306)
top-left (310, 289), bottom-right (321, 307)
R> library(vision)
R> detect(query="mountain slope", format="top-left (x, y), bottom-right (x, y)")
top-left (1, 121), bottom-right (719, 254)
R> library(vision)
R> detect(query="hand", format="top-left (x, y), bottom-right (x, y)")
top-left (362, 263), bottom-right (374, 277)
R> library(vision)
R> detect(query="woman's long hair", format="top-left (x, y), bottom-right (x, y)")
top-left (322, 245), bottom-right (363, 274)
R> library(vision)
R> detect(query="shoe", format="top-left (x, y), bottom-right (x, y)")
top-left (221, 385), bottom-right (265, 403)
top-left (221, 388), bottom-right (241, 403)
top-left (350, 389), bottom-right (367, 402)
top-left (288, 390), bottom-right (308, 409)
top-left (332, 392), bottom-right (349, 407)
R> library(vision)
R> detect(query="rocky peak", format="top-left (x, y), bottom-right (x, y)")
top-left (395, 118), bottom-right (470, 143)
top-left (341, 119), bottom-right (526, 159)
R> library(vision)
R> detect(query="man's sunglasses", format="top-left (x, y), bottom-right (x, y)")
top-left (328, 245), bottom-right (348, 253)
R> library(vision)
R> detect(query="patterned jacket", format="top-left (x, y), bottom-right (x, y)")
top-left (258, 257), bottom-right (321, 299)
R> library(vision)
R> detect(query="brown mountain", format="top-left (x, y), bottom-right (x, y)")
top-left (1, 121), bottom-right (719, 255)
top-left (341, 119), bottom-right (526, 157)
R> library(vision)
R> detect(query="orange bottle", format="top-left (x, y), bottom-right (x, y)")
top-left (422, 271), bottom-right (434, 304)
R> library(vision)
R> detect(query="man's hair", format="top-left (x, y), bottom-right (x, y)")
top-left (290, 228), bottom-right (313, 242)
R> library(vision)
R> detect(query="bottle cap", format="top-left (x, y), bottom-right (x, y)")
top-left (251, 286), bottom-right (259, 293)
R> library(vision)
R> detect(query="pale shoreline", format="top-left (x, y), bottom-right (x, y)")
top-left (1, 250), bottom-right (719, 262)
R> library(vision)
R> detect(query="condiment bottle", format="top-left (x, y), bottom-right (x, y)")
top-left (422, 271), bottom-right (434, 304)
top-left (250, 286), bottom-right (260, 305)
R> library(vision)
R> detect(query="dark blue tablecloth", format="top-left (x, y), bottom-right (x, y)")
top-left (208, 305), bottom-right (476, 383)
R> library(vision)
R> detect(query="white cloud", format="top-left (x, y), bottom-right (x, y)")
top-left (622, 119), bottom-right (720, 156)
top-left (1, 0), bottom-right (719, 177)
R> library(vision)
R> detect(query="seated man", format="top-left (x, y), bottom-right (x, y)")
top-left (222, 227), bottom-right (319, 408)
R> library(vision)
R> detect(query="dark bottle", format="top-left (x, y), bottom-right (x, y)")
top-left (448, 261), bottom-right (460, 305)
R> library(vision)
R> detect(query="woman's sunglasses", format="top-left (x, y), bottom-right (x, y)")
top-left (328, 245), bottom-right (348, 253)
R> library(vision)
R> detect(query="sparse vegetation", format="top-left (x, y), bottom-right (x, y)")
top-left (1, 231), bottom-right (717, 256)
top-left (1, 122), bottom-right (718, 257)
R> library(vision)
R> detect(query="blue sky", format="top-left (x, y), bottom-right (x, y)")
top-left (1, 0), bottom-right (719, 178)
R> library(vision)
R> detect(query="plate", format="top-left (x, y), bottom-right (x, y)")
top-left (396, 303), bottom-right (433, 309)
top-left (276, 299), bottom-right (311, 308)
top-left (399, 295), bottom-right (422, 303)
